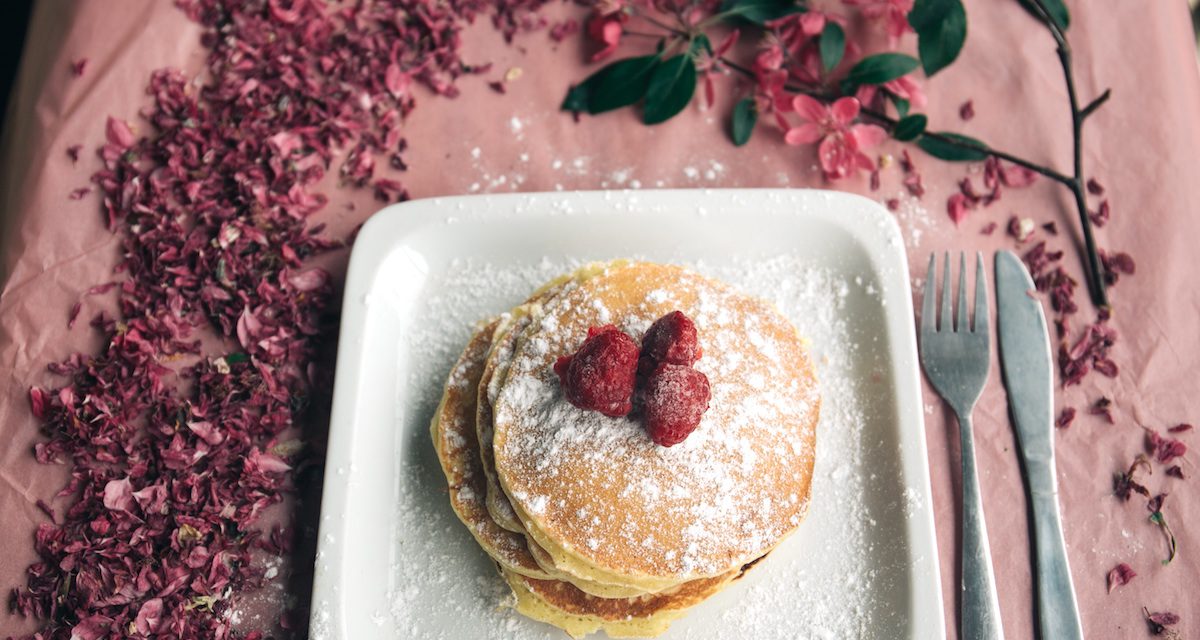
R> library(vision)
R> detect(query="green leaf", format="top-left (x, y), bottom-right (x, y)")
top-left (719, 0), bottom-right (803, 25)
top-left (892, 114), bottom-right (927, 142)
top-left (841, 53), bottom-right (919, 94)
top-left (908, 0), bottom-right (967, 76)
top-left (225, 352), bottom-right (249, 364)
top-left (691, 34), bottom-right (713, 57)
top-left (1016, 0), bottom-right (1069, 30)
top-left (643, 55), bottom-right (697, 125)
top-left (561, 55), bottom-right (659, 115)
top-left (892, 96), bottom-right (911, 118)
top-left (731, 97), bottom-right (757, 146)
top-left (819, 22), bottom-right (845, 73)
top-left (916, 132), bottom-right (989, 162)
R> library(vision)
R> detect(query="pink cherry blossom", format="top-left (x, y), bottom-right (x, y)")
top-left (784, 95), bottom-right (887, 180)
top-left (586, 9), bottom-right (626, 62)
top-left (844, 0), bottom-right (915, 41)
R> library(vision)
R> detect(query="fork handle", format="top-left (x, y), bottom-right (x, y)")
top-left (957, 411), bottom-right (1005, 640)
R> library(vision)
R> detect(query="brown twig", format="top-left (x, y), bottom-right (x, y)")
top-left (1025, 0), bottom-right (1109, 307)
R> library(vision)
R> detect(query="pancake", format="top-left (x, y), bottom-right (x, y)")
top-left (491, 262), bottom-right (820, 590)
top-left (501, 565), bottom-right (741, 639)
top-left (501, 553), bottom-right (769, 639)
top-left (430, 319), bottom-right (550, 579)
top-left (429, 266), bottom-right (653, 598)
top-left (477, 313), bottom-right (530, 533)
top-left (477, 265), bottom-right (606, 533)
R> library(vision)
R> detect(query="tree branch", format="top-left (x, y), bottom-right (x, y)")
top-left (1081, 88), bottom-right (1112, 120)
top-left (1028, 0), bottom-right (1108, 308)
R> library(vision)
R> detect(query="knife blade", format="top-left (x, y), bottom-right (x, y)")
top-left (995, 250), bottom-right (1084, 640)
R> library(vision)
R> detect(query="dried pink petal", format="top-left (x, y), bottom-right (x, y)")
top-left (1008, 216), bottom-right (1035, 243)
top-left (1090, 396), bottom-right (1114, 423)
top-left (959, 100), bottom-right (974, 121)
top-left (1145, 428), bottom-right (1187, 463)
top-left (1144, 608), bottom-right (1180, 635)
top-left (1042, 221), bottom-right (1058, 235)
top-left (903, 172), bottom-right (925, 197)
top-left (980, 221), bottom-right (998, 236)
top-left (1093, 358), bottom-right (1118, 378)
top-left (1090, 200), bottom-right (1111, 227)
top-left (1114, 454), bottom-right (1152, 501)
top-left (29, 387), bottom-right (47, 419)
top-left (947, 193), bottom-right (970, 225)
top-left (71, 58), bottom-right (88, 77)
top-left (1056, 407), bottom-right (1076, 429)
top-left (67, 144), bottom-right (83, 163)
top-left (1106, 562), bottom-right (1136, 593)
top-left (69, 186), bottom-right (92, 200)
top-left (549, 18), bottom-right (579, 42)
top-left (999, 163), bottom-right (1037, 188)
top-left (134, 597), bottom-right (164, 634)
top-left (1169, 423), bottom-right (1193, 433)
top-left (385, 64), bottom-right (410, 98)
top-left (101, 476), bottom-right (134, 512)
top-left (1087, 177), bottom-right (1105, 195)
top-left (104, 116), bottom-right (135, 148)
top-left (1166, 465), bottom-right (1185, 479)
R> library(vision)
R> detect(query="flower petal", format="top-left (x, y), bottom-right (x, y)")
top-left (831, 97), bottom-right (860, 125)
top-left (784, 124), bottom-right (823, 146)
top-left (850, 123), bottom-right (888, 149)
top-left (791, 94), bottom-right (829, 124)
top-left (799, 12), bottom-right (826, 36)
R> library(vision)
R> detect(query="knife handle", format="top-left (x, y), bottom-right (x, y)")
top-left (1028, 461), bottom-right (1084, 640)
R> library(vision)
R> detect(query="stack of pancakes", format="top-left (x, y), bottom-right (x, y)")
top-left (431, 261), bottom-right (820, 638)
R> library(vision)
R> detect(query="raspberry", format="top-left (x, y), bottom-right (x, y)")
top-left (642, 363), bottom-right (711, 447)
top-left (639, 311), bottom-right (701, 373)
top-left (554, 325), bottom-right (640, 417)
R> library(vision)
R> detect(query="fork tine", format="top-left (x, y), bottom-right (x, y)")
top-left (940, 252), bottom-right (952, 332)
top-left (921, 253), bottom-right (937, 333)
top-left (956, 253), bottom-right (968, 332)
top-left (973, 252), bottom-right (988, 334)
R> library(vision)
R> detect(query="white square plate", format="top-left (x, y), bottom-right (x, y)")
top-left (309, 189), bottom-right (944, 640)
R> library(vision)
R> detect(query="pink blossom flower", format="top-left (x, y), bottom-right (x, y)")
top-left (798, 12), bottom-right (826, 36)
top-left (586, 10), bottom-right (627, 62)
top-left (784, 95), bottom-right (886, 180)
top-left (844, 0), bottom-right (915, 40)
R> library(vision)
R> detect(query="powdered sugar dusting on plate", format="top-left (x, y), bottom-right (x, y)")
top-left (367, 253), bottom-right (914, 638)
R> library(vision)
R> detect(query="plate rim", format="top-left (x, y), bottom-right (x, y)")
top-left (310, 188), bottom-right (945, 640)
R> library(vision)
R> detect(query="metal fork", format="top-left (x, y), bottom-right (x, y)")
top-left (919, 253), bottom-right (1004, 640)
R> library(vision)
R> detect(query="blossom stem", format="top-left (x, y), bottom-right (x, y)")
top-left (1080, 88), bottom-right (1112, 120)
top-left (860, 107), bottom-right (1074, 184)
top-left (1025, 0), bottom-right (1108, 308)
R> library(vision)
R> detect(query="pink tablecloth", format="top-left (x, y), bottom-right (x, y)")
top-left (2, 0), bottom-right (1197, 637)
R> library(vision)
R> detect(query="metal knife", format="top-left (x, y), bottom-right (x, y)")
top-left (995, 250), bottom-right (1084, 640)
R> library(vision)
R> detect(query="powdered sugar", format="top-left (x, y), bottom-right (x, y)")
top-left (371, 253), bottom-right (919, 637)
